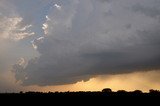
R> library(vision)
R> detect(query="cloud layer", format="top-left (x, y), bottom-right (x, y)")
top-left (0, 0), bottom-right (39, 92)
top-left (13, 0), bottom-right (160, 86)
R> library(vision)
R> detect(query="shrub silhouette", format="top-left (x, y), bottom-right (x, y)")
top-left (102, 88), bottom-right (112, 93)
top-left (149, 89), bottom-right (160, 94)
top-left (19, 91), bottom-right (23, 94)
top-left (132, 90), bottom-right (143, 94)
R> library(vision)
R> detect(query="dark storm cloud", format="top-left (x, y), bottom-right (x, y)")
top-left (13, 0), bottom-right (160, 86)
top-left (99, 0), bottom-right (112, 3)
top-left (132, 1), bottom-right (160, 18)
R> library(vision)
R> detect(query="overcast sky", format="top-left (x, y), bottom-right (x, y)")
top-left (0, 0), bottom-right (160, 92)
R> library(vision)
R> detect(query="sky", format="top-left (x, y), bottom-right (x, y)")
top-left (0, 0), bottom-right (160, 92)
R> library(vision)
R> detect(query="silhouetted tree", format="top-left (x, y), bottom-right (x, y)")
top-left (132, 90), bottom-right (143, 94)
top-left (55, 91), bottom-right (59, 93)
top-left (102, 88), bottom-right (112, 93)
top-left (149, 89), bottom-right (160, 94)
top-left (19, 91), bottom-right (23, 94)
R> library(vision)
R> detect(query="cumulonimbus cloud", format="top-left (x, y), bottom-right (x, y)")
top-left (13, 0), bottom-right (160, 86)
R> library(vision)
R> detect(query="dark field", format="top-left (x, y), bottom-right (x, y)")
top-left (1, 89), bottom-right (159, 104)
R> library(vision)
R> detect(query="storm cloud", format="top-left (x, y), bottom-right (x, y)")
top-left (13, 0), bottom-right (160, 86)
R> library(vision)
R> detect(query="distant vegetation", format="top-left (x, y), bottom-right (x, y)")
top-left (1, 88), bottom-right (160, 96)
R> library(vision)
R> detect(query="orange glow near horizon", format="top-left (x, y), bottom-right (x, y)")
top-left (25, 70), bottom-right (160, 93)
top-left (2, 70), bottom-right (160, 93)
